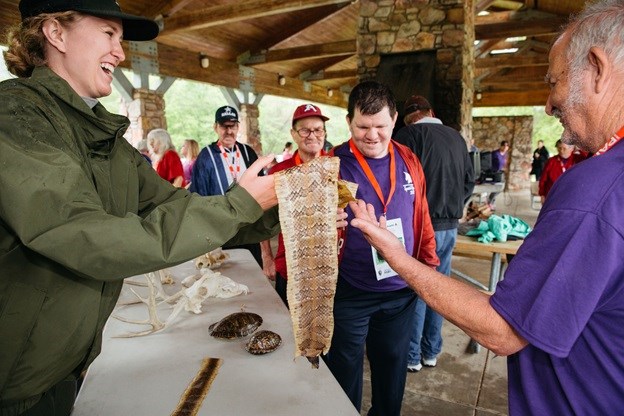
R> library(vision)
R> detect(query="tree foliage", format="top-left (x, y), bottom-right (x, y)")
top-left (101, 77), bottom-right (351, 154)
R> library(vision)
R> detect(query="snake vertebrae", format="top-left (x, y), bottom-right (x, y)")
top-left (274, 156), bottom-right (356, 368)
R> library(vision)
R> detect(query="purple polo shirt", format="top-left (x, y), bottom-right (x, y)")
top-left (335, 143), bottom-right (415, 292)
top-left (491, 139), bottom-right (624, 414)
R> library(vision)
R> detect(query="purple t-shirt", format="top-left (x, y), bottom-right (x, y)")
top-left (490, 139), bottom-right (624, 415)
top-left (491, 149), bottom-right (507, 172)
top-left (335, 143), bottom-right (415, 292)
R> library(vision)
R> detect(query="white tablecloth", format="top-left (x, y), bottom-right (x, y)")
top-left (72, 249), bottom-right (358, 416)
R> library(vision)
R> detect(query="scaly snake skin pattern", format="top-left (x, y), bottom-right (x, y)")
top-left (274, 156), bottom-right (351, 368)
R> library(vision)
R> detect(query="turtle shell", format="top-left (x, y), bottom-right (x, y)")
top-left (209, 312), bottom-right (263, 339)
top-left (245, 330), bottom-right (282, 355)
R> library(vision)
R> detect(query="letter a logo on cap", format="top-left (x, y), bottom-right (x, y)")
top-left (303, 104), bottom-right (317, 113)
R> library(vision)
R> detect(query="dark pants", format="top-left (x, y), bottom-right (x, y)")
top-left (275, 272), bottom-right (289, 308)
top-left (224, 242), bottom-right (263, 268)
top-left (19, 379), bottom-right (77, 416)
top-left (324, 278), bottom-right (416, 416)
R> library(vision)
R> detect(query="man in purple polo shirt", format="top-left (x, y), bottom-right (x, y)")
top-left (346, 1), bottom-right (624, 414)
top-left (324, 81), bottom-right (438, 416)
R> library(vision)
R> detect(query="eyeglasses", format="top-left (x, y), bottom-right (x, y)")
top-left (296, 128), bottom-right (326, 138)
top-left (218, 123), bottom-right (238, 131)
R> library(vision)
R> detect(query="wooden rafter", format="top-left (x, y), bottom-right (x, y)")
top-left (141, 0), bottom-right (195, 19)
top-left (476, 0), bottom-right (497, 14)
top-left (161, 0), bottom-right (350, 34)
top-left (118, 42), bottom-right (348, 107)
top-left (240, 40), bottom-right (355, 65)
top-left (301, 69), bottom-right (358, 81)
top-left (475, 89), bottom-right (550, 107)
top-left (476, 54), bottom-right (548, 69)
top-left (480, 79), bottom-right (547, 91)
top-left (476, 16), bottom-right (566, 39)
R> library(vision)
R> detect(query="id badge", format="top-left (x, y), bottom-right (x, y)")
top-left (372, 218), bottom-right (405, 280)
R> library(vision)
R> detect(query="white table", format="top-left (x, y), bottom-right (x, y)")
top-left (471, 182), bottom-right (505, 203)
top-left (72, 249), bottom-right (358, 416)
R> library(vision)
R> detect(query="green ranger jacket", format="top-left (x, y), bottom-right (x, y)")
top-left (0, 67), bottom-right (280, 414)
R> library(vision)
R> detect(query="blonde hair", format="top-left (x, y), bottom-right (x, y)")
top-left (184, 139), bottom-right (200, 160)
top-left (3, 11), bottom-right (79, 78)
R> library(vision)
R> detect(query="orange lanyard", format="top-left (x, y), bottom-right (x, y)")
top-left (294, 152), bottom-right (302, 166)
top-left (594, 125), bottom-right (624, 156)
top-left (219, 144), bottom-right (241, 181)
top-left (293, 150), bottom-right (327, 166)
top-left (348, 139), bottom-right (396, 215)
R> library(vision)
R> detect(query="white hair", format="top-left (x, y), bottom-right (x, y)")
top-left (146, 128), bottom-right (175, 154)
top-left (564, 0), bottom-right (624, 79)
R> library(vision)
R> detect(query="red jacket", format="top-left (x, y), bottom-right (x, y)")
top-left (539, 153), bottom-right (585, 198)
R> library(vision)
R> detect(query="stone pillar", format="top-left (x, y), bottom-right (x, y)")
top-left (239, 103), bottom-right (263, 155)
top-left (118, 89), bottom-right (167, 147)
top-left (473, 116), bottom-right (533, 190)
top-left (357, 0), bottom-right (475, 141)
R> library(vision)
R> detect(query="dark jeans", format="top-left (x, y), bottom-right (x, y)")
top-left (324, 278), bottom-right (416, 416)
top-left (223, 242), bottom-right (263, 268)
top-left (19, 379), bottom-right (77, 416)
top-left (275, 272), bottom-right (289, 308)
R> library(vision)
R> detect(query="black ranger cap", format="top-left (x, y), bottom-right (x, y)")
top-left (19, 0), bottom-right (160, 41)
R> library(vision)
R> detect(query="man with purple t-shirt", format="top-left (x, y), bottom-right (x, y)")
top-left (324, 81), bottom-right (438, 416)
top-left (346, 2), bottom-right (624, 414)
top-left (487, 140), bottom-right (509, 209)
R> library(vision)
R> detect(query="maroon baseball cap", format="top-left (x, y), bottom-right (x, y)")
top-left (19, 0), bottom-right (160, 41)
top-left (292, 104), bottom-right (329, 126)
top-left (404, 95), bottom-right (432, 115)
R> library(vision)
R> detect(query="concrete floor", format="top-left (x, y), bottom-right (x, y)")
top-left (359, 189), bottom-right (541, 416)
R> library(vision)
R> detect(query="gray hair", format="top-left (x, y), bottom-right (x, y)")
top-left (137, 139), bottom-right (149, 152)
top-left (564, 0), bottom-right (624, 78)
top-left (146, 128), bottom-right (175, 154)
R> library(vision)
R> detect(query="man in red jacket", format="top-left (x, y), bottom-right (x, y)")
top-left (260, 103), bottom-right (330, 304)
top-left (539, 139), bottom-right (585, 202)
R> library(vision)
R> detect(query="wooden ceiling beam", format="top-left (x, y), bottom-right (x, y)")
top-left (474, 89), bottom-right (550, 107)
top-left (160, 0), bottom-right (350, 34)
top-left (236, 3), bottom-right (353, 66)
top-left (476, 16), bottom-right (567, 39)
top-left (141, 0), bottom-right (195, 19)
top-left (240, 40), bottom-right (355, 65)
top-left (476, 0), bottom-right (496, 14)
top-left (301, 69), bottom-right (358, 81)
top-left (484, 65), bottom-right (547, 82)
top-left (476, 53), bottom-right (548, 69)
top-left (491, 0), bottom-right (524, 10)
top-left (119, 42), bottom-right (347, 107)
top-left (480, 80), bottom-right (547, 91)
top-left (475, 39), bottom-right (506, 58)
top-left (475, 10), bottom-right (516, 24)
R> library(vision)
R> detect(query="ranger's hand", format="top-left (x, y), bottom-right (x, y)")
top-left (238, 154), bottom-right (277, 210)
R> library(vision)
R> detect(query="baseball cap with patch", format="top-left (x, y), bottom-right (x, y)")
top-left (292, 104), bottom-right (329, 126)
top-left (19, 0), bottom-right (160, 41)
top-left (215, 106), bottom-right (239, 124)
